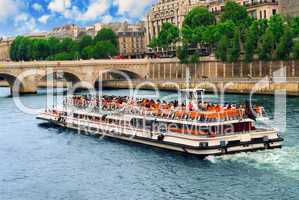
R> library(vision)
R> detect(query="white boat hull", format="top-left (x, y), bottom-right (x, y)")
top-left (37, 112), bottom-right (283, 158)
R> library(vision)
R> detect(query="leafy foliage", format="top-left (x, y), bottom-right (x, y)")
top-left (93, 41), bottom-right (118, 59)
top-left (81, 46), bottom-right (95, 60)
top-left (244, 29), bottom-right (256, 62)
top-left (215, 35), bottom-right (230, 62)
top-left (177, 2), bottom-right (296, 62)
top-left (276, 28), bottom-right (293, 60)
top-left (9, 28), bottom-right (118, 61)
top-left (290, 17), bottom-right (299, 36)
top-left (227, 29), bottom-right (241, 63)
top-left (149, 22), bottom-right (179, 50)
top-left (292, 41), bottom-right (299, 59)
top-left (94, 28), bottom-right (118, 47)
top-left (176, 45), bottom-right (199, 64)
top-left (220, 1), bottom-right (249, 25)
top-left (79, 35), bottom-right (93, 52)
top-left (158, 22), bottom-right (180, 48)
top-left (183, 7), bottom-right (215, 29)
top-left (258, 29), bottom-right (275, 61)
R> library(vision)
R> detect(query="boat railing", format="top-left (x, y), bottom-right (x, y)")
top-left (60, 101), bottom-right (247, 124)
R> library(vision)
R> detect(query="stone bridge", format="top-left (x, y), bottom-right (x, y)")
top-left (1, 58), bottom-right (299, 95)
top-left (0, 59), bottom-right (153, 95)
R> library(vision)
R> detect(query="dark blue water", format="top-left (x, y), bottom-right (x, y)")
top-left (0, 87), bottom-right (298, 200)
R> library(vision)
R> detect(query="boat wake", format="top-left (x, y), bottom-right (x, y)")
top-left (206, 146), bottom-right (299, 180)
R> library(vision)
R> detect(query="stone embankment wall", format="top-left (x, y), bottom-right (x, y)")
top-left (147, 59), bottom-right (299, 80)
top-left (103, 59), bottom-right (299, 96)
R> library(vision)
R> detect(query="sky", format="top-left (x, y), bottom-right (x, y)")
top-left (0, 0), bottom-right (158, 37)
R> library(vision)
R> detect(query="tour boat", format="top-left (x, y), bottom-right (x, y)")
top-left (37, 89), bottom-right (283, 158)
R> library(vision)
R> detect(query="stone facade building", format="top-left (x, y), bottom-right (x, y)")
top-left (0, 38), bottom-right (13, 61)
top-left (0, 33), bottom-right (48, 62)
top-left (279, 0), bottom-right (299, 17)
top-left (48, 24), bottom-right (79, 39)
top-left (208, 0), bottom-right (279, 20)
top-left (145, 0), bottom-right (280, 46)
top-left (117, 23), bottom-right (146, 58)
top-left (145, 0), bottom-right (207, 46)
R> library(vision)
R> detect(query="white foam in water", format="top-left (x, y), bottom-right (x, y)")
top-left (205, 156), bottom-right (217, 164)
top-left (208, 147), bottom-right (299, 180)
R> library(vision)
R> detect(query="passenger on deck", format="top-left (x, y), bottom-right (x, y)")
top-left (187, 102), bottom-right (194, 111)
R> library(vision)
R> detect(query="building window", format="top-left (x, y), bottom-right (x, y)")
top-left (264, 10), bottom-right (267, 19)
top-left (273, 9), bottom-right (277, 15)
top-left (252, 11), bottom-right (257, 19)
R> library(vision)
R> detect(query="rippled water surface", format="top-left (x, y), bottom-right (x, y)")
top-left (0, 87), bottom-right (298, 200)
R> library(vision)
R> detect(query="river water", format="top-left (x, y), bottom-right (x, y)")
top-left (0, 87), bottom-right (298, 200)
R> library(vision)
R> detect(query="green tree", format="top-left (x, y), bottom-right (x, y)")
top-left (258, 29), bottom-right (275, 61)
top-left (244, 21), bottom-right (261, 62)
top-left (50, 51), bottom-right (79, 61)
top-left (148, 37), bottom-right (159, 49)
top-left (182, 7), bottom-right (215, 46)
top-left (221, 1), bottom-right (249, 24)
top-left (157, 22), bottom-right (180, 48)
top-left (290, 16), bottom-right (299, 37)
top-left (244, 30), bottom-right (255, 62)
top-left (268, 14), bottom-right (285, 43)
top-left (181, 25), bottom-right (194, 44)
top-left (32, 39), bottom-right (50, 60)
top-left (93, 41), bottom-right (118, 59)
top-left (201, 25), bottom-right (217, 50)
top-left (60, 37), bottom-right (79, 52)
top-left (18, 37), bottom-right (33, 61)
top-left (81, 46), bottom-right (95, 60)
top-left (47, 37), bottom-right (61, 55)
top-left (10, 36), bottom-right (24, 61)
top-left (177, 45), bottom-right (190, 64)
top-left (292, 41), bottom-right (299, 59)
top-left (79, 35), bottom-right (93, 52)
top-left (94, 28), bottom-right (118, 46)
top-left (276, 27), bottom-right (293, 60)
top-left (227, 29), bottom-right (241, 62)
top-left (215, 35), bottom-right (230, 62)
top-left (183, 7), bottom-right (215, 29)
top-left (213, 20), bottom-right (236, 42)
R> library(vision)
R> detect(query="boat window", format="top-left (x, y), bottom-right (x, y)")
top-left (251, 137), bottom-right (264, 143)
top-left (199, 142), bottom-right (209, 148)
top-left (130, 118), bottom-right (144, 128)
top-left (227, 140), bottom-right (241, 146)
top-left (159, 123), bottom-right (167, 133)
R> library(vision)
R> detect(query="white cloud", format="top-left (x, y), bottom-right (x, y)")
top-left (79, 0), bottom-right (109, 21)
top-left (45, 0), bottom-right (157, 24)
top-left (101, 15), bottom-right (113, 23)
top-left (47, 0), bottom-right (110, 22)
top-left (32, 3), bottom-right (43, 12)
top-left (115, 0), bottom-right (156, 18)
top-left (0, 0), bottom-right (21, 22)
top-left (48, 0), bottom-right (71, 13)
top-left (14, 12), bottom-right (37, 34)
top-left (38, 15), bottom-right (50, 24)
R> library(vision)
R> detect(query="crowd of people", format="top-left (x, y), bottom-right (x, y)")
top-left (62, 95), bottom-right (264, 122)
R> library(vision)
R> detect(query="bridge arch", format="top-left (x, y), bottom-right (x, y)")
top-left (100, 69), bottom-right (143, 81)
top-left (94, 69), bottom-right (143, 89)
top-left (0, 73), bottom-right (24, 95)
top-left (39, 70), bottom-right (82, 86)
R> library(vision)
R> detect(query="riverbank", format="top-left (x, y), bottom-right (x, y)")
top-left (0, 81), bottom-right (69, 88)
top-left (102, 80), bottom-right (299, 96)
top-left (0, 81), bottom-right (8, 87)
top-left (2, 79), bottom-right (299, 96)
